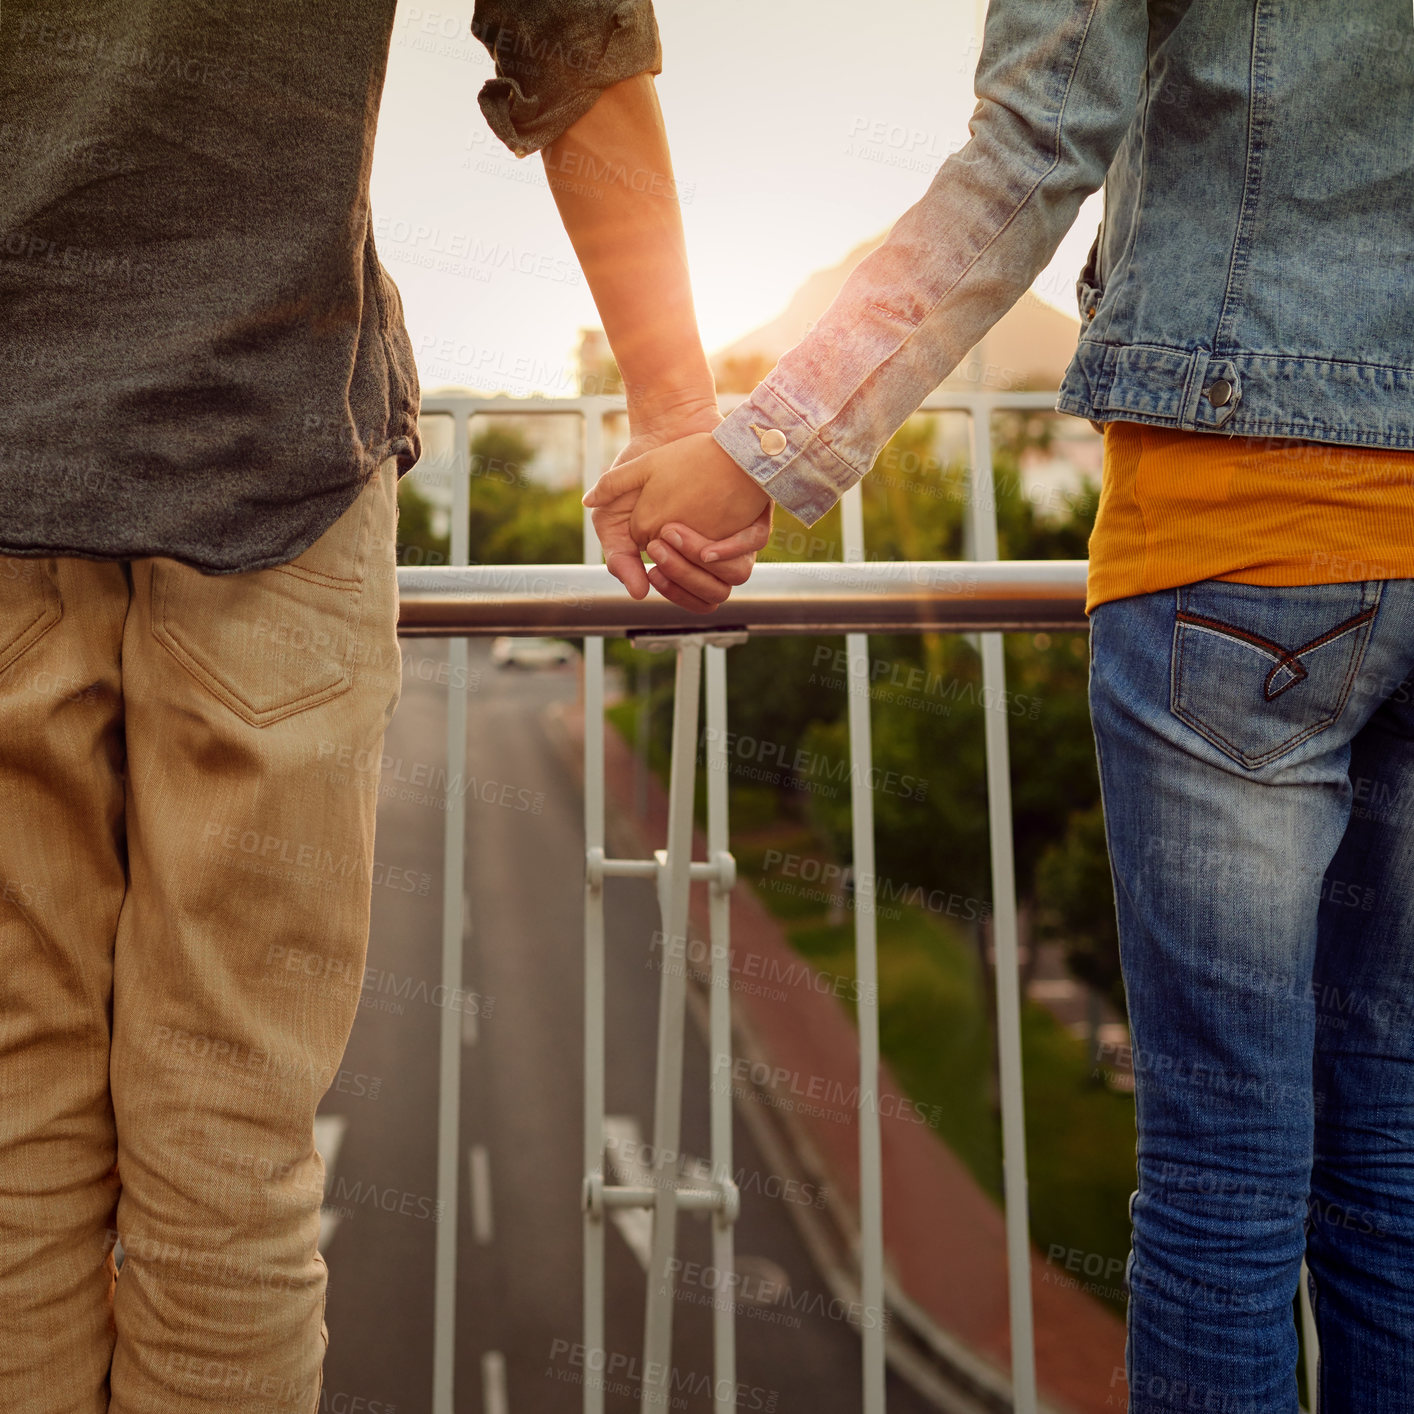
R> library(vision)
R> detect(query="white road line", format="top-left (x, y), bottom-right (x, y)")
top-left (314, 1115), bottom-right (349, 1169)
top-left (461, 905), bottom-right (479, 1045)
top-left (602, 1116), bottom-right (655, 1270)
top-left (601, 1115), bottom-right (715, 1274)
top-left (481, 1350), bottom-right (509, 1414)
top-left (314, 1115), bottom-right (350, 1254)
top-left (469, 1143), bottom-right (494, 1244)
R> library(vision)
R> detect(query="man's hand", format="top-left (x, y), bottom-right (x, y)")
top-left (583, 431), bottom-right (773, 611)
top-left (587, 398), bottom-right (718, 601)
top-left (588, 406), bottom-right (767, 608)
top-left (585, 430), bottom-right (771, 546)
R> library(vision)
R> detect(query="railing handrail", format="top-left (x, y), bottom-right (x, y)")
top-left (394, 559), bottom-right (1089, 636)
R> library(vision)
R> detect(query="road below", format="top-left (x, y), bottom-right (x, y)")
top-left (317, 638), bottom-right (938, 1414)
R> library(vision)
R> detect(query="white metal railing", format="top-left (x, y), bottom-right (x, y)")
top-left (394, 557), bottom-right (1089, 635)
top-left (399, 390), bottom-right (1320, 1414)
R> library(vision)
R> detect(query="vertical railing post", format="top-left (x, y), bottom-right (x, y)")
top-left (967, 399), bottom-right (1038, 1412)
top-left (840, 485), bottom-right (887, 1414)
top-left (704, 645), bottom-right (738, 1413)
top-left (432, 411), bottom-right (471, 1414)
top-left (641, 642), bottom-right (704, 1411)
top-left (582, 406), bottom-right (608, 1414)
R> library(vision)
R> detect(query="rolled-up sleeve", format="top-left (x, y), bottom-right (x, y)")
top-left (713, 0), bottom-right (1149, 526)
top-left (471, 0), bottom-right (662, 157)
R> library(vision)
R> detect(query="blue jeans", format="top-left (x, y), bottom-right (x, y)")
top-left (1088, 579), bottom-right (1414, 1414)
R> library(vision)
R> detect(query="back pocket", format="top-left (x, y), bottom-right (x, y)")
top-left (1170, 581), bottom-right (1380, 769)
top-left (0, 558), bottom-right (62, 678)
top-left (151, 476), bottom-right (376, 728)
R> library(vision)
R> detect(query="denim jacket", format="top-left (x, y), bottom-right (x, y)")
top-left (714, 0), bottom-right (1414, 526)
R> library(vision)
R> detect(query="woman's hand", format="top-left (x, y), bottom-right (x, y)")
top-left (639, 506), bottom-right (772, 613)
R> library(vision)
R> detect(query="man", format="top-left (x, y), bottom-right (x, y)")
top-left (587, 1), bottom-right (1414, 1409)
top-left (0, 2), bottom-right (750, 1409)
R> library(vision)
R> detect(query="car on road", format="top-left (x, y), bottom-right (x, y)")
top-left (490, 636), bottom-right (579, 670)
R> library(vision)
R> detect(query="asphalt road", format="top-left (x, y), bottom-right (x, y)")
top-left (317, 638), bottom-right (937, 1414)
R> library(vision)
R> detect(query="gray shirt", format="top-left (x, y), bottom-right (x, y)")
top-left (0, 0), bottom-right (660, 574)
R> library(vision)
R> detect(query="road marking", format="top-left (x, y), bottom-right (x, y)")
top-left (469, 1143), bottom-right (494, 1244)
top-left (462, 906), bottom-right (478, 1045)
top-left (315, 1115), bottom-right (350, 1254)
top-left (482, 1350), bottom-right (509, 1414)
top-left (602, 1116), bottom-right (655, 1270)
top-left (601, 1115), bottom-right (709, 1273)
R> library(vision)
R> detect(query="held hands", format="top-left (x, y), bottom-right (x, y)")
top-left (583, 428), bottom-right (774, 613)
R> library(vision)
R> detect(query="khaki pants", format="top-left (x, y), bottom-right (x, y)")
top-left (0, 460), bottom-right (402, 1413)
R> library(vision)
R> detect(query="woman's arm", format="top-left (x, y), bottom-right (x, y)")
top-left (603, 0), bottom-right (1153, 552)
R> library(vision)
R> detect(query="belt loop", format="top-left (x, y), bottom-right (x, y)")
top-left (1178, 348), bottom-right (1211, 430)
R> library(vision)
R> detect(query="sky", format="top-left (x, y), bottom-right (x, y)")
top-left (369, 0), bottom-right (1105, 397)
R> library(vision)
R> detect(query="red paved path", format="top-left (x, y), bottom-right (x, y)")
top-left (556, 700), bottom-right (1128, 1414)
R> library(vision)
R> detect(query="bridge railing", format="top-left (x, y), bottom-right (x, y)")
top-left (395, 390), bottom-right (1319, 1414)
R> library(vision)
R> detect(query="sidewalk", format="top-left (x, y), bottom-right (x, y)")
top-left (551, 697), bottom-right (1128, 1414)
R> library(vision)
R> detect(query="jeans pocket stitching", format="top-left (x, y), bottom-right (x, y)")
top-left (148, 470), bottom-right (386, 727)
top-left (1170, 585), bottom-right (1381, 768)
top-left (276, 561), bottom-right (361, 590)
top-left (1175, 604), bottom-right (1377, 702)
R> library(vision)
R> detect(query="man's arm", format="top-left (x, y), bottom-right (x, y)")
top-left (542, 75), bottom-right (770, 607)
top-left (473, 2), bottom-right (766, 609)
top-left (540, 76), bottom-right (710, 436)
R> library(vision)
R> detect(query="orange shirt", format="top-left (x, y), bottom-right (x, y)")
top-left (1085, 422), bottom-right (1414, 614)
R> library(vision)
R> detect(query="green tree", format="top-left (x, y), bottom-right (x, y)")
top-left (714, 353), bottom-right (776, 395)
top-left (396, 473), bottom-right (448, 566)
top-left (484, 487), bottom-right (583, 565)
top-left (398, 423), bottom-right (587, 570)
top-left (462, 425), bottom-right (579, 565)
top-left (469, 424), bottom-right (536, 488)
top-left (1035, 802), bottom-right (1125, 1016)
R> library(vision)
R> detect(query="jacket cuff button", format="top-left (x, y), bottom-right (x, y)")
top-left (1206, 378), bottom-right (1233, 407)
